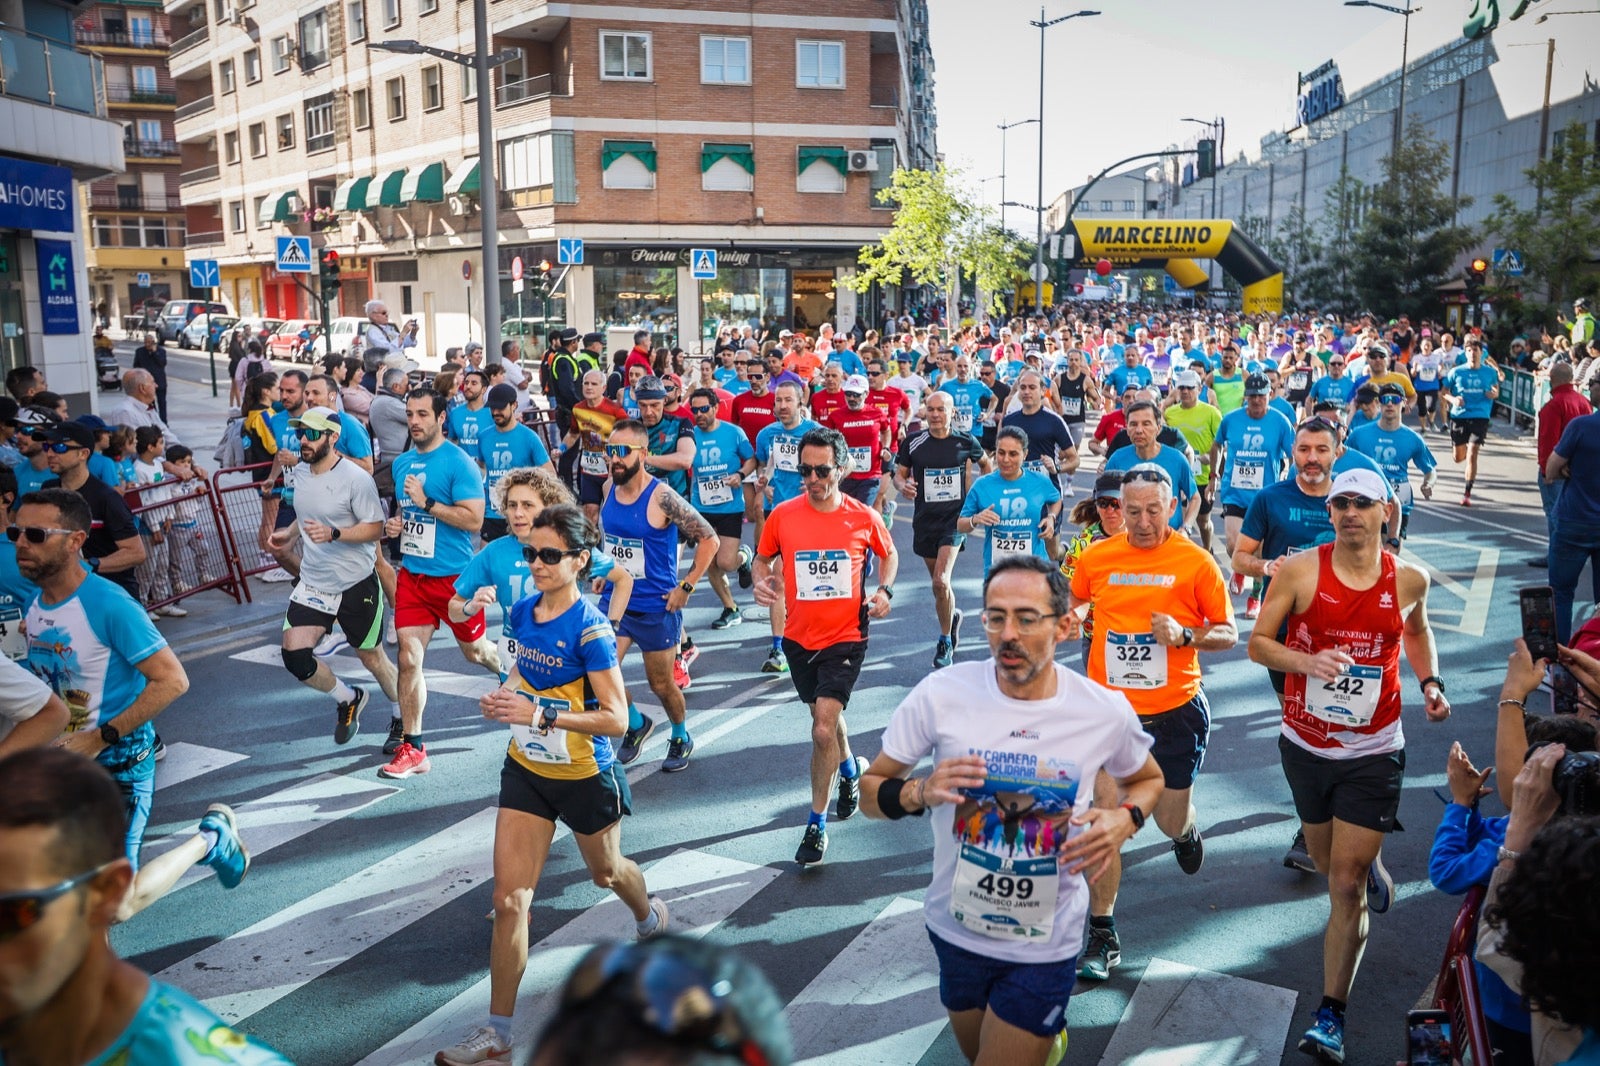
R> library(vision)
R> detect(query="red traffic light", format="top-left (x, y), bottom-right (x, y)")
top-left (1470, 257), bottom-right (1488, 273)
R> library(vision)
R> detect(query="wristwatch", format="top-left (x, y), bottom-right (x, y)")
top-left (1121, 803), bottom-right (1146, 831)
top-left (1180, 626), bottom-right (1195, 647)
top-left (678, 580), bottom-right (695, 595)
top-left (1420, 675), bottom-right (1447, 696)
top-left (876, 586), bottom-right (894, 600)
top-left (423, 496), bottom-right (437, 513)
top-left (330, 527), bottom-right (342, 541)
top-left (538, 705), bottom-right (559, 733)
top-left (99, 722), bottom-right (121, 747)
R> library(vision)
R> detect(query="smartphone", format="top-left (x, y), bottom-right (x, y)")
top-left (1405, 1009), bottom-right (1452, 1066)
top-left (1521, 585), bottom-right (1559, 664)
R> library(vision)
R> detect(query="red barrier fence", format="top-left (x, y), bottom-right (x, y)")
top-left (209, 461), bottom-right (289, 581)
top-left (121, 475), bottom-right (251, 612)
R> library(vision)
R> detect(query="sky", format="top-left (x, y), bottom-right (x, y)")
top-left (925, 0), bottom-right (1523, 233)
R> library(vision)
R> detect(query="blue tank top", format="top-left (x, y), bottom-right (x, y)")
top-left (599, 478), bottom-right (680, 613)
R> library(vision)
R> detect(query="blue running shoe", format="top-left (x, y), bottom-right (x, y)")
top-left (199, 803), bottom-right (250, 889)
top-left (1297, 1007), bottom-right (1344, 1063)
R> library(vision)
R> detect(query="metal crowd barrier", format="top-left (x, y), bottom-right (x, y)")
top-left (120, 476), bottom-right (251, 611)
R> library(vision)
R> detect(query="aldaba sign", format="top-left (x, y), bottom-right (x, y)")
top-left (0, 156), bottom-right (74, 233)
top-left (35, 238), bottom-right (79, 335)
top-left (1297, 61), bottom-right (1345, 127)
top-left (1078, 222), bottom-right (1231, 263)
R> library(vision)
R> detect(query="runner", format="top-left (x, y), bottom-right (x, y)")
top-left (752, 427), bottom-right (897, 865)
top-left (810, 363), bottom-right (850, 423)
top-left (435, 504), bottom-right (669, 1066)
top-left (937, 354), bottom-right (995, 441)
top-left (1347, 383), bottom-right (1437, 544)
top-left (1408, 338), bottom-right (1445, 433)
top-left (687, 387), bottom-right (756, 630)
top-left (1247, 468), bottom-right (1449, 1064)
top-left (1207, 345), bottom-right (1246, 416)
top-left (473, 383), bottom-right (553, 542)
top-left (1054, 350), bottom-right (1101, 466)
top-left (864, 353), bottom-right (912, 525)
top-left (731, 358), bottom-right (778, 545)
top-left (379, 389), bottom-right (503, 778)
top-left (820, 375), bottom-right (893, 508)
top-left (1105, 346), bottom-right (1153, 397)
top-left (861, 555), bottom-right (1163, 1066)
top-left (1440, 337), bottom-right (1501, 506)
top-left (895, 390), bottom-right (988, 669)
top-left (634, 376), bottom-right (701, 690)
top-left (1163, 370), bottom-right (1223, 552)
top-left (1065, 465), bottom-right (1237, 981)
top-left (1306, 352), bottom-right (1356, 419)
top-left (567, 370), bottom-right (629, 524)
top-left (269, 406), bottom-right (400, 746)
top-left (445, 370), bottom-right (494, 450)
top-left (957, 425), bottom-right (1062, 570)
top-left (1000, 370), bottom-right (1080, 500)
top-left (752, 381), bottom-right (822, 674)
top-left (1106, 402), bottom-right (1199, 531)
top-left (601, 420), bottom-right (718, 773)
top-left (1210, 374), bottom-right (1296, 617)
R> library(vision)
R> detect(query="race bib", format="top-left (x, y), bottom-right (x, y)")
top-left (952, 410), bottom-right (974, 433)
top-left (510, 695), bottom-right (573, 764)
top-left (0, 606), bottom-right (24, 662)
top-left (696, 474), bottom-right (734, 508)
top-left (925, 467), bottom-right (961, 503)
top-left (1104, 631), bottom-right (1167, 690)
top-left (849, 446), bottom-right (873, 474)
top-left (1152, 367), bottom-right (1170, 386)
top-left (1230, 460), bottom-right (1265, 491)
top-left (794, 549), bottom-right (851, 601)
top-left (606, 535), bottom-right (646, 580)
top-left (1062, 397), bottom-right (1083, 419)
top-left (992, 530), bottom-right (1032, 559)
top-left (1288, 371), bottom-right (1309, 391)
top-left (773, 438), bottom-right (799, 473)
top-left (401, 513), bottom-right (437, 559)
top-left (289, 581), bottom-right (345, 615)
top-left (950, 841), bottom-right (1058, 941)
top-left (1308, 664), bottom-right (1382, 727)
top-left (580, 449), bottom-right (607, 477)
top-left (1418, 366), bottom-right (1437, 382)
top-left (1190, 452), bottom-right (1205, 478)
top-left (497, 626), bottom-right (519, 680)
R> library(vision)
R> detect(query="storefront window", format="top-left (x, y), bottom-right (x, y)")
top-left (700, 267), bottom-right (788, 341)
top-left (595, 265), bottom-right (676, 345)
top-left (791, 270), bottom-right (838, 334)
top-left (0, 235), bottom-right (26, 377)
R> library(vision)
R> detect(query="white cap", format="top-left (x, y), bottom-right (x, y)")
top-left (1328, 468), bottom-right (1389, 501)
top-left (843, 374), bottom-right (869, 394)
top-left (1173, 369), bottom-right (1202, 388)
top-left (779, 329), bottom-right (794, 338)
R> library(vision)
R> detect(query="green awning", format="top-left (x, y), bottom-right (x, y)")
top-left (400, 162), bottom-right (445, 204)
top-left (257, 190), bottom-right (299, 225)
top-left (700, 143), bottom-right (754, 174)
top-left (798, 146), bottom-right (848, 175)
top-left (602, 140), bottom-right (657, 172)
top-left (333, 176), bottom-right (373, 212)
top-left (443, 159), bottom-right (479, 197)
top-left (376, 168), bottom-right (409, 207)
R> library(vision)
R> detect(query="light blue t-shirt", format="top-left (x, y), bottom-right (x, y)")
top-left (938, 379), bottom-right (995, 436)
top-left (690, 422), bottom-right (754, 515)
top-left (713, 366), bottom-right (740, 388)
top-left (13, 459), bottom-right (54, 498)
top-left (81, 980), bottom-right (293, 1065)
top-left (1106, 443), bottom-right (1197, 529)
top-left (755, 418), bottom-right (821, 509)
top-left (1309, 375), bottom-right (1356, 406)
top-left (1270, 397), bottom-right (1298, 425)
top-left (87, 450), bottom-right (118, 487)
top-left (1444, 365), bottom-right (1501, 420)
top-left (390, 440), bottom-right (484, 575)
top-left (1347, 422), bottom-right (1437, 513)
top-left (446, 402), bottom-right (495, 451)
top-left (474, 423), bottom-right (551, 519)
top-left (1107, 363), bottom-right (1153, 396)
top-left (1216, 407), bottom-right (1296, 510)
top-left (959, 470), bottom-right (1062, 569)
top-left (831, 351), bottom-right (867, 378)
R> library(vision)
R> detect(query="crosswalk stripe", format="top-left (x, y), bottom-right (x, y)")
top-left (1095, 956), bottom-right (1298, 1065)
top-left (356, 848), bottom-right (782, 1066)
top-left (154, 742), bottom-right (248, 791)
top-left (228, 644), bottom-right (500, 701)
top-left (786, 896), bottom-right (945, 1065)
top-left (155, 806), bottom-right (499, 1023)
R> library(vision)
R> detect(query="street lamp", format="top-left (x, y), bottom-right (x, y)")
top-left (996, 118), bottom-right (1038, 235)
top-left (1535, 9), bottom-right (1600, 20)
top-left (1180, 117), bottom-right (1224, 218)
top-left (1345, 0), bottom-right (1421, 166)
top-left (369, 1), bottom-right (520, 364)
top-left (1028, 7), bottom-right (1099, 312)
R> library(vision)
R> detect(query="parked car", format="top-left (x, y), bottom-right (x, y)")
top-left (235, 318), bottom-right (284, 346)
top-left (307, 317), bottom-right (369, 359)
top-left (177, 313), bottom-right (239, 350)
top-left (268, 320), bottom-right (320, 362)
top-left (154, 299), bottom-right (231, 343)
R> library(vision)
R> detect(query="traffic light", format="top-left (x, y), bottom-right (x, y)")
top-left (1465, 256), bottom-right (1488, 298)
top-left (320, 249), bottom-right (342, 296)
top-left (1196, 139), bottom-right (1216, 180)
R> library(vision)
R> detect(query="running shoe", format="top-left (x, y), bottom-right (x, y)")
top-left (1172, 826), bottom-right (1205, 874)
top-left (672, 654), bottom-right (692, 691)
top-left (1045, 1029), bottom-right (1069, 1066)
top-left (385, 613), bottom-right (397, 645)
top-left (617, 716), bottom-right (655, 765)
top-left (761, 647), bottom-right (788, 674)
top-left (1460, 494), bottom-right (1471, 507)
top-left (679, 636), bottom-right (700, 668)
top-left (259, 567), bottom-right (295, 583)
top-left (147, 611), bottom-right (161, 623)
top-left (152, 734), bottom-right (166, 761)
top-left (932, 637), bottom-right (953, 669)
top-left (1297, 1006), bottom-right (1345, 1063)
top-left (662, 735), bottom-right (694, 772)
top-left (383, 717), bottom-right (406, 756)
top-left (636, 896), bottom-right (670, 941)
top-left (795, 823), bottom-right (828, 866)
top-left (737, 544), bottom-right (754, 589)
top-left (434, 1025), bottom-right (511, 1066)
top-left (334, 685), bottom-right (367, 745)
top-left (884, 499), bottom-right (898, 529)
top-left (1243, 597), bottom-right (1260, 619)
top-left (950, 608), bottom-right (964, 652)
top-left (1076, 925), bottom-right (1122, 981)
top-left (1366, 852), bottom-right (1394, 915)
top-left (1283, 828), bottom-right (1316, 873)
top-left (199, 803), bottom-right (250, 889)
top-left (157, 604), bottom-right (188, 618)
top-left (378, 741), bottom-right (431, 779)
top-left (314, 631), bottom-right (350, 657)
top-left (711, 606), bottom-right (743, 630)
top-left (1230, 571), bottom-right (1247, 596)
top-left (835, 756), bottom-right (869, 820)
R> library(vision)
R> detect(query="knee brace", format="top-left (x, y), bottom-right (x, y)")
top-left (281, 645), bottom-right (320, 681)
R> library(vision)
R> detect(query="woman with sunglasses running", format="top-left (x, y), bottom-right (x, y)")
top-left (438, 502), bottom-right (666, 1066)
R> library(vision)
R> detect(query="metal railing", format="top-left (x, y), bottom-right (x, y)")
top-left (869, 84), bottom-right (898, 108)
top-left (108, 85), bottom-right (177, 105)
top-left (174, 94), bottom-right (214, 119)
top-left (495, 73), bottom-right (561, 108)
top-left (180, 164), bottom-right (220, 184)
top-left (76, 28), bottom-right (171, 49)
top-left (89, 191), bottom-right (185, 211)
top-left (0, 26), bottom-right (108, 116)
top-left (125, 138), bottom-right (180, 157)
top-left (170, 25), bottom-right (210, 57)
top-left (186, 229), bottom-right (225, 246)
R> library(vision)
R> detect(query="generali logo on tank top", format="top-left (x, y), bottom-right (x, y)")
top-left (1292, 621), bottom-right (1388, 660)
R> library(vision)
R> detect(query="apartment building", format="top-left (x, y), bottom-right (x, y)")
top-left (171, 0), bottom-right (937, 353)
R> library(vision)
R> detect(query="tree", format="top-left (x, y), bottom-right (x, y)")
top-left (1348, 121), bottom-right (1475, 319)
top-left (845, 163), bottom-right (1026, 316)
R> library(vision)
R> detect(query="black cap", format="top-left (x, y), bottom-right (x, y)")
top-left (1093, 471), bottom-right (1124, 499)
top-left (557, 327), bottom-right (580, 344)
top-left (487, 383), bottom-right (520, 409)
top-left (581, 332), bottom-right (604, 347)
top-left (45, 422), bottom-right (97, 450)
top-left (1243, 374), bottom-right (1272, 396)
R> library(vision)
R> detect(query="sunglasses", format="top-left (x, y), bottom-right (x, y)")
top-left (1297, 417), bottom-right (1342, 435)
top-left (523, 545), bottom-right (588, 566)
top-left (604, 443), bottom-right (637, 458)
top-left (867, 370), bottom-right (884, 376)
top-left (295, 428), bottom-right (329, 441)
top-left (0, 864), bottom-right (110, 940)
top-left (42, 440), bottom-right (87, 454)
top-left (1329, 495), bottom-right (1380, 511)
top-left (1095, 497), bottom-right (1122, 509)
top-left (6, 524), bottom-right (76, 543)
top-left (689, 405), bottom-right (714, 415)
top-left (796, 463), bottom-right (834, 479)
top-left (1121, 468), bottom-right (1171, 486)
top-left (1379, 395), bottom-right (1405, 406)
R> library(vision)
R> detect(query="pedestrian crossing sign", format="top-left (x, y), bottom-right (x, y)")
top-left (691, 248), bottom-right (718, 279)
top-left (1492, 248), bottom-right (1524, 277)
top-left (275, 236), bottom-right (313, 274)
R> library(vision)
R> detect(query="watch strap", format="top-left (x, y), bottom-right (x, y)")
top-left (1120, 802), bottom-right (1146, 830)
top-left (1421, 675), bottom-right (1446, 695)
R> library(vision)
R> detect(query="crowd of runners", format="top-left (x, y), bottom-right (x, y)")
top-left (3, 302), bottom-right (1599, 1066)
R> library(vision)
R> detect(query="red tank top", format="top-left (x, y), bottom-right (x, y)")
top-left (1282, 544), bottom-right (1405, 758)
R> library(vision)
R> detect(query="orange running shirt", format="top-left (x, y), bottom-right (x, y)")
top-left (757, 493), bottom-right (892, 649)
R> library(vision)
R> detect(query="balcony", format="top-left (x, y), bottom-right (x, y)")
top-left (180, 164), bottom-right (219, 184)
top-left (870, 84), bottom-right (899, 108)
top-left (495, 73), bottom-right (564, 109)
top-left (0, 26), bottom-right (108, 116)
top-left (171, 25), bottom-right (209, 55)
top-left (186, 230), bottom-right (224, 247)
top-left (89, 190), bottom-right (185, 212)
top-left (76, 28), bottom-right (172, 50)
top-left (108, 85), bottom-right (177, 106)
top-left (175, 94), bottom-right (214, 120)
top-left (125, 138), bottom-right (180, 158)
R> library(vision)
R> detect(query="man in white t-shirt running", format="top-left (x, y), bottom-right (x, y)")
top-left (861, 554), bottom-right (1162, 1066)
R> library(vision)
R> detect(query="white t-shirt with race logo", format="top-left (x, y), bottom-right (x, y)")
top-left (879, 661), bottom-right (1153, 963)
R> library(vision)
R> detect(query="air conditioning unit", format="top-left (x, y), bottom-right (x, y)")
top-left (846, 150), bottom-right (879, 173)
top-left (223, 5), bottom-right (242, 25)
top-left (447, 195), bottom-right (475, 217)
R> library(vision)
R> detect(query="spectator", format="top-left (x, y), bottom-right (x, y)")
top-left (1545, 406), bottom-right (1600, 642)
top-left (132, 331), bottom-right (169, 422)
top-left (361, 299), bottom-right (400, 365)
top-left (105, 371), bottom-right (184, 447)
top-left (5, 365), bottom-right (44, 404)
top-left (1537, 362), bottom-right (1593, 560)
top-left (30, 391), bottom-right (67, 422)
top-left (225, 327), bottom-right (249, 407)
top-left (368, 366), bottom-right (410, 505)
top-left (232, 340), bottom-right (272, 400)
top-left (41, 421), bottom-right (146, 602)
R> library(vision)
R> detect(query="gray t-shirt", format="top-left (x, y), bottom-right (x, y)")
top-left (292, 457), bottom-right (385, 592)
top-left (369, 393), bottom-right (410, 473)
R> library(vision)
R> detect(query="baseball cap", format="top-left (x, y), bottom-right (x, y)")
top-left (581, 332), bottom-right (604, 347)
top-left (1328, 468), bottom-right (1388, 502)
top-left (487, 383), bottom-right (520, 409)
top-left (289, 406), bottom-right (342, 434)
top-left (1243, 373), bottom-right (1272, 396)
top-left (843, 374), bottom-right (869, 394)
top-left (557, 328), bottom-right (580, 344)
top-left (44, 422), bottom-right (97, 450)
top-left (16, 405), bottom-right (58, 429)
top-left (383, 351), bottom-right (419, 372)
top-left (1377, 382), bottom-right (1406, 399)
top-left (634, 376), bottom-right (668, 401)
top-left (1174, 369), bottom-right (1202, 389)
top-left (1093, 471), bottom-right (1124, 500)
top-left (73, 413), bottom-right (109, 433)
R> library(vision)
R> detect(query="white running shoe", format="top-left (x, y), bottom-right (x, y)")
top-left (259, 567), bottom-right (295, 583)
top-left (314, 631), bottom-right (349, 657)
top-left (636, 896), bottom-right (669, 940)
top-left (158, 604), bottom-right (189, 617)
top-left (434, 1025), bottom-right (511, 1066)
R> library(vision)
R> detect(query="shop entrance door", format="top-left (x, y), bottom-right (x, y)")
top-left (791, 271), bottom-right (836, 334)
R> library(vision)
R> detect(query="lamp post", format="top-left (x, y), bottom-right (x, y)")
top-left (1180, 116), bottom-right (1223, 218)
top-left (996, 118), bottom-right (1038, 235)
top-left (369, 0), bottom-right (519, 363)
top-left (1028, 7), bottom-right (1099, 313)
top-left (1345, 0), bottom-right (1420, 165)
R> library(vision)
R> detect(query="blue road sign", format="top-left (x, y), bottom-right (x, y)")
top-left (1492, 248), bottom-right (1525, 277)
top-left (557, 238), bottom-right (585, 265)
top-left (188, 259), bottom-right (220, 288)
top-left (691, 248), bottom-right (718, 279)
top-left (275, 236), bottom-right (313, 273)
top-left (136, 272), bottom-right (151, 287)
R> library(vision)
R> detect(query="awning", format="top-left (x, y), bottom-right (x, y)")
top-left (797, 146), bottom-right (848, 175)
top-left (257, 190), bottom-right (299, 225)
top-left (700, 143), bottom-right (754, 174)
top-left (333, 176), bottom-right (373, 212)
top-left (443, 158), bottom-right (480, 197)
top-left (400, 162), bottom-right (445, 204)
top-left (376, 168), bottom-right (409, 207)
top-left (602, 140), bottom-right (657, 172)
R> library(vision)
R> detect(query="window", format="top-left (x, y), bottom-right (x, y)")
top-left (701, 36), bottom-right (749, 85)
top-left (1122, 199), bottom-right (1136, 212)
top-left (420, 0), bottom-right (438, 12)
top-left (304, 93), bottom-right (335, 151)
top-left (243, 48), bottom-right (261, 84)
top-left (223, 130), bottom-right (240, 164)
top-left (600, 31), bottom-right (651, 80)
top-left (218, 59), bottom-right (235, 94)
top-left (298, 10), bottom-right (328, 70)
top-left (796, 146), bottom-right (846, 193)
top-left (229, 201), bottom-right (245, 232)
top-left (275, 113), bottom-right (294, 149)
top-left (133, 65), bottom-right (158, 92)
top-left (385, 76), bottom-right (405, 120)
top-left (797, 41), bottom-right (843, 88)
top-left (252, 195), bottom-right (268, 229)
top-left (351, 87), bottom-right (370, 130)
top-left (1097, 199), bottom-right (1112, 211)
top-left (381, 0), bottom-right (400, 29)
top-left (422, 64), bottom-right (443, 110)
top-left (271, 36), bottom-right (293, 73)
top-left (345, 0), bottom-right (366, 43)
top-left (460, 64), bottom-right (477, 100)
top-left (136, 118), bottom-right (162, 143)
top-left (128, 16), bottom-right (154, 45)
top-left (702, 143), bottom-right (754, 192)
top-left (601, 140), bottom-right (656, 190)
top-left (868, 143), bottom-right (895, 208)
top-left (248, 122), bottom-right (267, 157)
top-left (501, 131), bottom-right (554, 190)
